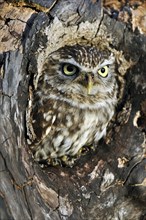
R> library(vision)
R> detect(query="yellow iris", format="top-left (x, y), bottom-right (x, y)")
top-left (98, 65), bottom-right (109, 78)
top-left (63, 64), bottom-right (78, 76)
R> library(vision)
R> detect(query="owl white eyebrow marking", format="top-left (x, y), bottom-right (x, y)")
top-left (99, 54), bottom-right (115, 67)
top-left (92, 54), bottom-right (115, 73)
top-left (59, 58), bottom-right (82, 69)
top-left (59, 58), bottom-right (94, 73)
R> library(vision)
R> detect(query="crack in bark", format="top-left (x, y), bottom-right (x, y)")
top-left (7, 0), bottom-right (59, 13)
top-left (0, 152), bottom-right (16, 192)
top-left (1, 91), bottom-right (13, 98)
top-left (95, 10), bottom-right (104, 37)
top-left (1, 150), bottom-right (34, 219)
top-left (23, 188), bottom-right (33, 220)
top-left (0, 192), bottom-right (14, 220)
top-left (123, 156), bottom-right (145, 186)
top-left (0, 137), bottom-right (11, 146)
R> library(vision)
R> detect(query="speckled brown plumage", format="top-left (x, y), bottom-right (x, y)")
top-left (27, 44), bottom-right (118, 166)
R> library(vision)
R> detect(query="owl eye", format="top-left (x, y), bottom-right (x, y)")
top-left (62, 63), bottom-right (79, 76)
top-left (98, 65), bottom-right (109, 78)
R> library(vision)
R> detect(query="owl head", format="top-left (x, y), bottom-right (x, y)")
top-left (38, 44), bottom-right (118, 108)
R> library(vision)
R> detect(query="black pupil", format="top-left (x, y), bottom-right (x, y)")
top-left (101, 67), bottom-right (105, 73)
top-left (67, 65), bottom-right (74, 72)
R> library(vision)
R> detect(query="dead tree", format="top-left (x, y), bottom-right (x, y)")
top-left (0, 0), bottom-right (146, 219)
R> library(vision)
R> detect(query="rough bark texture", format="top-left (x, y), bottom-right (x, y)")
top-left (0, 0), bottom-right (146, 220)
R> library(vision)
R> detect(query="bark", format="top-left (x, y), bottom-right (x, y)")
top-left (0, 0), bottom-right (146, 220)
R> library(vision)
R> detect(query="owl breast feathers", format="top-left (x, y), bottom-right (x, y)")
top-left (27, 44), bottom-right (118, 165)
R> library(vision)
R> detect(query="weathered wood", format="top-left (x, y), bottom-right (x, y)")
top-left (0, 1), bottom-right (146, 219)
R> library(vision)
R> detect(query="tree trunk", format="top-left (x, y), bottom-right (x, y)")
top-left (0, 0), bottom-right (146, 219)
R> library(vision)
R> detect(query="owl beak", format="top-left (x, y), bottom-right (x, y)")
top-left (86, 73), bottom-right (94, 95)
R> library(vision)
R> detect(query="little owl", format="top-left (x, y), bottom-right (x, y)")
top-left (27, 44), bottom-right (118, 166)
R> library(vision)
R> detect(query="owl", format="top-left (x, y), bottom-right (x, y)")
top-left (27, 44), bottom-right (118, 166)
